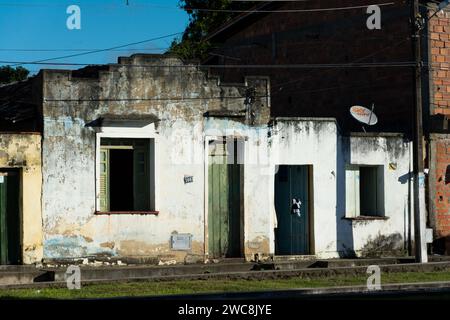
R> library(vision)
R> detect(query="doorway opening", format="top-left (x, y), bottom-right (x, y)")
top-left (275, 165), bottom-right (313, 255)
top-left (0, 169), bottom-right (21, 265)
top-left (99, 138), bottom-right (153, 212)
top-left (207, 137), bottom-right (244, 258)
top-left (109, 149), bottom-right (134, 211)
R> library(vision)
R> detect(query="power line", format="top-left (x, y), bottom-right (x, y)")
top-left (0, 60), bottom-right (417, 68)
top-left (0, 1), bottom-right (396, 12)
top-left (42, 96), bottom-right (261, 103)
top-left (0, 34), bottom-right (410, 53)
top-left (271, 37), bottom-right (412, 90)
top-left (183, 2), bottom-right (396, 13)
top-left (0, 75), bottom-right (413, 104)
top-left (0, 48), bottom-right (169, 52)
top-left (9, 32), bottom-right (183, 67)
top-left (270, 73), bottom-right (406, 97)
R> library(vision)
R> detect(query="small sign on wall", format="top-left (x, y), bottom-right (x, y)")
top-left (184, 175), bottom-right (193, 184)
top-left (171, 233), bottom-right (192, 251)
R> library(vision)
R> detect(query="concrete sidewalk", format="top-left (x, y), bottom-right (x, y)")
top-left (1, 256), bottom-right (450, 289)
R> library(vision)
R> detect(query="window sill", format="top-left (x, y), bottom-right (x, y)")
top-left (343, 216), bottom-right (389, 221)
top-left (95, 211), bottom-right (159, 216)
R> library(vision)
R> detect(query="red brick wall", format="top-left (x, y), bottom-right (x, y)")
top-left (429, 10), bottom-right (450, 245)
top-left (432, 138), bottom-right (450, 238)
top-left (208, 0), bottom-right (415, 133)
top-left (429, 11), bottom-right (450, 116)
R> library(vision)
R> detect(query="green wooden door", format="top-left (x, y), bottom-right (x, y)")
top-left (0, 171), bottom-right (20, 265)
top-left (275, 165), bottom-right (310, 255)
top-left (208, 139), bottom-right (242, 258)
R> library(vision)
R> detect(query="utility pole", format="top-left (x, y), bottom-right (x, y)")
top-left (411, 0), bottom-right (428, 263)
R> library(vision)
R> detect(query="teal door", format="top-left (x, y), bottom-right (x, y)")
top-left (208, 139), bottom-right (242, 258)
top-left (0, 170), bottom-right (20, 265)
top-left (275, 165), bottom-right (310, 255)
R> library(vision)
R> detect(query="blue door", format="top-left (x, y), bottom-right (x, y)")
top-left (275, 165), bottom-right (310, 255)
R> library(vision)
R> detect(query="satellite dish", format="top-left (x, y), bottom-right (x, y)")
top-left (350, 105), bottom-right (378, 126)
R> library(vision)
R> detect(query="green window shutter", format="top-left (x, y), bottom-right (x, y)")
top-left (133, 141), bottom-right (150, 211)
top-left (99, 148), bottom-right (109, 212)
top-left (345, 166), bottom-right (360, 218)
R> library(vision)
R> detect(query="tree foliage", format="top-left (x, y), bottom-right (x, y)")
top-left (0, 66), bottom-right (30, 85)
top-left (169, 0), bottom-right (256, 61)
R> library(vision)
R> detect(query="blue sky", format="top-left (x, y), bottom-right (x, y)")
top-left (0, 0), bottom-right (189, 74)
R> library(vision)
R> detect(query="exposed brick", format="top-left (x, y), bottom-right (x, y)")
top-left (436, 70), bottom-right (447, 78)
top-left (437, 55), bottom-right (446, 63)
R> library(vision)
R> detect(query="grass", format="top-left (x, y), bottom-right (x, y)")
top-left (1, 271), bottom-right (450, 299)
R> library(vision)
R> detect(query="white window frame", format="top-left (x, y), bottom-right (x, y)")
top-left (345, 164), bottom-right (385, 218)
top-left (95, 123), bottom-right (158, 212)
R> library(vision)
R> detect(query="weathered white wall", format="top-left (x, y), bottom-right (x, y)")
top-left (340, 134), bottom-right (413, 257)
top-left (40, 54), bottom-right (413, 263)
top-left (41, 55), bottom-right (270, 263)
top-left (269, 118), bottom-right (339, 258)
top-left (204, 118), bottom-right (343, 259)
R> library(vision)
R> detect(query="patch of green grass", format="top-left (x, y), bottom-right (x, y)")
top-left (1, 271), bottom-right (450, 299)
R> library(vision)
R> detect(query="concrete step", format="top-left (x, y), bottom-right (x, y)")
top-left (271, 256), bottom-right (450, 270)
top-left (3, 261), bottom-right (450, 290)
top-left (49, 262), bottom-right (259, 282)
top-left (0, 269), bottom-right (53, 286)
top-left (2, 255), bottom-right (450, 287)
top-left (1, 262), bottom-right (257, 286)
top-left (267, 257), bottom-right (403, 271)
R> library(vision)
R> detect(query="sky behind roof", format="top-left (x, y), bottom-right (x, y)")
top-left (0, 0), bottom-right (189, 74)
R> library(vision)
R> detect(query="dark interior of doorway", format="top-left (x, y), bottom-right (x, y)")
top-left (109, 149), bottom-right (134, 211)
top-left (0, 169), bottom-right (20, 265)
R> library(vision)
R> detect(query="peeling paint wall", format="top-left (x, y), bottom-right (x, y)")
top-left (269, 119), bottom-right (338, 258)
top-left (0, 133), bottom-right (43, 263)
top-left (337, 134), bottom-right (413, 257)
top-left (40, 54), bottom-right (412, 263)
top-left (41, 55), bottom-right (270, 263)
top-left (252, 121), bottom-right (412, 259)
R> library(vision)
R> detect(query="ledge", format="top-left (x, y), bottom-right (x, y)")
top-left (203, 110), bottom-right (246, 118)
top-left (343, 216), bottom-right (389, 221)
top-left (273, 117), bottom-right (337, 123)
top-left (95, 211), bottom-right (159, 216)
top-left (347, 132), bottom-right (404, 138)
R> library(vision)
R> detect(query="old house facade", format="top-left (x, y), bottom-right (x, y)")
top-left (4, 1), bottom-right (448, 265)
top-left (0, 79), bottom-right (43, 264)
top-left (40, 55), bottom-right (270, 263)
top-left (0, 53), bottom-right (414, 264)
top-left (204, 0), bottom-right (450, 255)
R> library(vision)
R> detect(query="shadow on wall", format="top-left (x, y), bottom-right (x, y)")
top-left (360, 232), bottom-right (405, 258)
top-left (336, 136), bottom-right (355, 258)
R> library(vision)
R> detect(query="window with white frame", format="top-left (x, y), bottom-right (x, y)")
top-left (345, 165), bottom-right (384, 218)
top-left (98, 138), bottom-right (154, 212)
